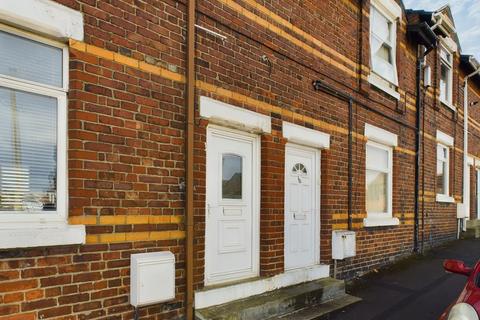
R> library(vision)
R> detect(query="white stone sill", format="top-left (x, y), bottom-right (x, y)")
top-left (440, 99), bottom-right (457, 112)
top-left (0, 224), bottom-right (85, 249)
top-left (436, 194), bottom-right (456, 203)
top-left (368, 74), bottom-right (400, 100)
top-left (363, 216), bottom-right (400, 227)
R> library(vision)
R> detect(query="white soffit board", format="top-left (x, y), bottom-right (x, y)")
top-left (200, 96), bottom-right (271, 133)
top-left (371, 0), bottom-right (402, 19)
top-left (436, 130), bottom-right (454, 147)
top-left (282, 121), bottom-right (330, 149)
top-left (0, 0), bottom-right (84, 41)
top-left (365, 123), bottom-right (398, 147)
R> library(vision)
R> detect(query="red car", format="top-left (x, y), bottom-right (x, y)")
top-left (439, 259), bottom-right (480, 320)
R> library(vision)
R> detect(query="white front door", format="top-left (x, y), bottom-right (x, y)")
top-left (205, 126), bottom-right (259, 285)
top-left (284, 144), bottom-right (320, 270)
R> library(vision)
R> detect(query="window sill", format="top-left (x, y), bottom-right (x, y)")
top-left (0, 224), bottom-right (85, 249)
top-left (436, 194), bottom-right (455, 203)
top-left (440, 99), bottom-right (456, 112)
top-left (363, 216), bottom-right (400, 227)
top-left (368, 74), bottom-right (400, 100)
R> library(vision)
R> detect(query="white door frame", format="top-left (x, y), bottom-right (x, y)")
top-left (284, 143), bottom-right (321, 270)
top-left (204, 125), bottom-right (261, 286)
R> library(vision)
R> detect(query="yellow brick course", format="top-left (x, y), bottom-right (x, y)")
top-left (86, 231), bottom-right (185, 244)
top-left (68, 215), bottom-right (184, 225)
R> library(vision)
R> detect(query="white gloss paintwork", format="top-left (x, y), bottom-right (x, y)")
top-left (284, 144), bottom-right (320, 270)
top-left (205, 126), bottom-right (260, 286)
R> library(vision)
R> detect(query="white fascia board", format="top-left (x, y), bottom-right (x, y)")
top-left (371, 0), bottom-right (402, 19)
top-left (200, 96), bottom-right (271, 134)
top-left (436, 130), bottom-right (454, 147)
top-left (0, 224), bottom-right (85, 249)
top-left (0, 0), bottom-right (84, 41)
top-left (365, 123), bottom-right (398, 147)
top-left (282, 121), bottom-right (330, 149)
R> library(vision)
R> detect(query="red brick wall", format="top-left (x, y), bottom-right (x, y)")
top-left (1, 0), bottom-right (477, 319)
top-left (1, 0), bottom-right (188, 319)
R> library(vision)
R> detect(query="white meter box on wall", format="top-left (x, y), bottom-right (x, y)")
top-left (332, 230), bottom-right (356, 260)
top-left (130, 251), bottom-right (175, 307)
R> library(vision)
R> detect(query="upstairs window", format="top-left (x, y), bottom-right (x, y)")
top-left (439, 47), bottom-right (453, 107)
top-left (370, 6), bottom-right (397, 84)
top-left (0, 25), bottom-right (68, 224)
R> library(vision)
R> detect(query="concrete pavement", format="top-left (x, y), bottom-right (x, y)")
top-left (325, 239), bottom-right (480, 320)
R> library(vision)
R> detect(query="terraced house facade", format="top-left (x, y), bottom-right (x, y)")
top-left (1, 0), bottom-right (480, 319)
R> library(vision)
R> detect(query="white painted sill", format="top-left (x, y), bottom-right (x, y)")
top-left (363, 216), bottom-right (400, 227)
top-left (436, 194), bottom-right (455, 203)
top-left (440, 99), bottom-right (456, 112)
top-left (0, 224), bottom-right (86, 249)
top-left (368, 74), bottom-right (400, 100)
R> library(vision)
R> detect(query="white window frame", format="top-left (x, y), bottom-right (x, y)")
top-left (0, 24), bottom-right (84, 248)
top-left (436, 130), bottom-right (455, 203)
top-left (366, 141), bottom-right (393, 217)
top-left (436, 144), bottom-right (450, 199)
top-left (363, 123), bottom-right (399, 227)
top-left (439, 45), bottom-right (455, 110)
top-left (368, 0), bottom-right (401, 100)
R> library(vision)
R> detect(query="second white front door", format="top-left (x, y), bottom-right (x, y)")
top-left (284, 144), bottom-right (320, 270)
top-left (205, 126), bottom-right (259, 285)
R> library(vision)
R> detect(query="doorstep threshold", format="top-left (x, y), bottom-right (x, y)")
top-left (195, 264), bottom-right (330, 309)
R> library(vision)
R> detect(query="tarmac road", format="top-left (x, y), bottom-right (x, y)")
top-left (324, 239), bottom-right (480, 320)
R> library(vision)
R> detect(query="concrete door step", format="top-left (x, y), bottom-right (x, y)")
top-left (461, 226), bottom-right (480, 239)
top-left (466, 219), bottom-right (480, 228)
top-left (276, 294), bottom-right (361, 320)
top-left (195, 277), bottom-right (360, 320)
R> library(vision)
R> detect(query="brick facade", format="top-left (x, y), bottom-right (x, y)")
top-left (1, 0), bottom-right (480, 319)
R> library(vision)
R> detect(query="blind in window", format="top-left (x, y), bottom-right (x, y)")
top-left (0, 87), bottom-right (57, 212)
top-left (0, 31), bottom-right (63, 88)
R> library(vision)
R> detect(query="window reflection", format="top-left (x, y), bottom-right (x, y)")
top-left (222, 154), bottom-right (242, 199)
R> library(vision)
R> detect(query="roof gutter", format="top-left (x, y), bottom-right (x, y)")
top-left (430, 12), bottom-right (443, 31)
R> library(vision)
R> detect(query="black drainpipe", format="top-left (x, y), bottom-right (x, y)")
top-left (414, 44), bottom-right (436, 253)
top-left (413, 50), bottom-right (424, 253)
top-left (313, 80), bottom-right (354, 230)
top-left (406, 17), bottom-right (438, 253)
top-left (313, 80), bottom-right (418, 230)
